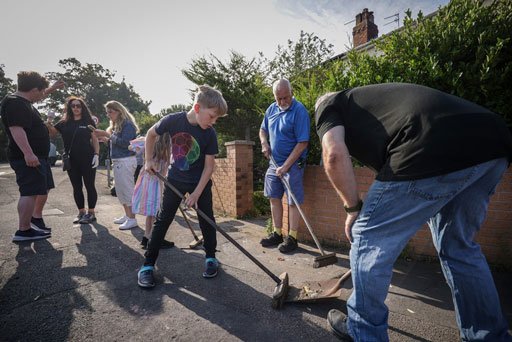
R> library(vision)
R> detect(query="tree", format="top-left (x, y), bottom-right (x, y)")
top-left (0, 65), bottom-right (15, 161)
top-left (182, 51), bottom-right (272, 142)
top-left (45, 58), bottom-right (151, 123)
top-left (0, 64), bottom-right (15, 99)
top-left (159, 104), bottom-right (191, 116)
top-left (182, 33), bottom-right (336, 180)
top-left (182, 51), bottom-right (273, 183)
top-left (134, 112), bottom-right (162, 135)
top-left (265, 30), bottom-right (335, 81)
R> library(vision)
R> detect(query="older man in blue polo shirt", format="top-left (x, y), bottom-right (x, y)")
top-left (259, 78), bottom-right (310, 253)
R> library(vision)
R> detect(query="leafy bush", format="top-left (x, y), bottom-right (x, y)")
top-left (265, 218), bottom-right (274, 235)
top-left (291, 0), bottom-right (512, 165)
top-left (375, 0), bottom-right (512, 125)
top-left (252, 190), bottom-right (271, 216)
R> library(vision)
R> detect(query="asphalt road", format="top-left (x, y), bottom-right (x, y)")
top-left (0, 162), bottom-right (510, 341)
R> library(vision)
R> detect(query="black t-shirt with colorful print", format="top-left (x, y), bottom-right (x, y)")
top-left (155, 111), bottom-right (218, 184)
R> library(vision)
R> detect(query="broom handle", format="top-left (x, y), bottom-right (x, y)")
top-left (270, 156), bottom-right (327, 256)
top-left (178, 204), bottom-right (199, 241)
top-left (323, 269), bottom-right (352, 297)
top-left (155, 172), bottom-right (281, 284)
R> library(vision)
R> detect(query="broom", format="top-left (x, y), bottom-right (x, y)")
top-left (270, 156), bottom-right (338, 268)
top-left (178, 202), bottom-right (203, 249)
top-left (155, 172), bottom-right (290, 309)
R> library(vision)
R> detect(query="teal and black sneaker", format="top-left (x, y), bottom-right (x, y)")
top-left (137, 266), bottom-right (155, 288)
top-left (202, 258), bottom-right (219, 278)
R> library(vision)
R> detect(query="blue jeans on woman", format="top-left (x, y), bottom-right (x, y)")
top-left (347, 158), bottom-right (511, 341)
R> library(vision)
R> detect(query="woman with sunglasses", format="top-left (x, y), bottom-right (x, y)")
top-left (46, 96), bottom-right (100, 224)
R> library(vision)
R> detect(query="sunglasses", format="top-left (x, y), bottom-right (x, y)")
top-left (70, 103), bottom-right (82, 108)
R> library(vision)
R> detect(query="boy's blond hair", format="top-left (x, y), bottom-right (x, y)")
top-left (194, 85), bottom-right (228, 117)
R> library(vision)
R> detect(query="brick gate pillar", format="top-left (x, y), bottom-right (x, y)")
top-left (212, 140), bottom-right (254, 218)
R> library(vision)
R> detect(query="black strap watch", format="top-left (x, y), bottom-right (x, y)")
top-left (344, 199), bottom-right (363, 213)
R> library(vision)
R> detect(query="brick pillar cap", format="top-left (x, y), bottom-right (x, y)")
top-left (225, 140), bottom-right (255, 146)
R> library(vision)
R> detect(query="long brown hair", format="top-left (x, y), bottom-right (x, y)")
top-left (153, 132), bottom-right (171, 162)
top-left (61, 96), bottom-right (95, 126)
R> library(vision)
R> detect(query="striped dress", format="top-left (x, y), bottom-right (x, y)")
top-left (131, 159), bottom-right (169, 217)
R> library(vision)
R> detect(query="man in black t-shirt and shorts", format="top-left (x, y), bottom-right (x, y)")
top-left (315, 83), bottom-right (512, 341)
top-left (0, 71), bottom-right (64, 242)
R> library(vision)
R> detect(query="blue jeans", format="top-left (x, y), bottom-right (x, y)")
top-left (347, 158), bottom-right (511, 341)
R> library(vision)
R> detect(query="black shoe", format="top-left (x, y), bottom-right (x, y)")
top-left (327, 309), bottom-right (353, 341)
top-left (140, 237), bottom-right (149, 249)
top-left (12, 228), bottom-right (51, 242)
top-left (137, 266), bottom-right (155, 288)
top-left (160, 239), bottom-right (175, 249)
top-left (203, 258), bottom-right (219, 278)
top-left (260, 232), bottom-right (283, 247)
top-left (73, 213), bottom-right (85, 224)
top-left (278, 236), bottom-right (298, 253)
top-left (30, 217), bottom-right (51, 232)
top-left (79, 213), bottom-right (96, 224)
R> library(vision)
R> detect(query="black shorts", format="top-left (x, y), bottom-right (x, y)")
top-left (9, 158), bottom-right (55, 196)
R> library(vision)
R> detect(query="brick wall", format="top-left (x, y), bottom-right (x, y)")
top-left (212, 141), bottom-right (254, 218)
top-left (280, 165), bottom-right (512, 266)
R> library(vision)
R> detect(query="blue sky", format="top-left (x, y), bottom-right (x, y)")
top-left (1, 0), bottom-right (448, 113)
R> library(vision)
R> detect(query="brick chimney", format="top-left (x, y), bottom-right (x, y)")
top-left (352, 8), bottom-right (379, 48)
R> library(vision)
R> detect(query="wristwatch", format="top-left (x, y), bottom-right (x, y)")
top-left (344, 199), bottom-right (363, 213)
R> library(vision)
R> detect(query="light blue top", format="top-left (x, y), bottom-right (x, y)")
top-left (260, 98), bottom-right (310, 165)
top-left (110, 121), bottom-right (137, 159)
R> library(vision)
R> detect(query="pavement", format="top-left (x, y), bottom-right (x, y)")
top-left (0, 162), bottom-right (511, 341)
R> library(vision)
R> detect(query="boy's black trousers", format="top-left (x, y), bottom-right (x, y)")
top-left (144, 178), bottom-right (216, 266)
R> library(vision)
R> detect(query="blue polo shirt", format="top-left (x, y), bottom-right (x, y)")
top-left (261, 98), bottom-right (310, 165)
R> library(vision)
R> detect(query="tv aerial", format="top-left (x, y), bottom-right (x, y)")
top-left (384, 13), bottom-right (400, 28)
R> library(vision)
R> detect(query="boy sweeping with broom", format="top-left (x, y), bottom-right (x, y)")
top-left (137, 85), bottom-right (228, 288)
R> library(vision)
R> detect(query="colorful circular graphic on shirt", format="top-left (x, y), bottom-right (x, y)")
top-left (171, 132), bottom-right (200, 170)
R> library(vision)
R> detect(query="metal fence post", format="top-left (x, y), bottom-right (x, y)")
top-left (105, 158), bottom-right (112, 188)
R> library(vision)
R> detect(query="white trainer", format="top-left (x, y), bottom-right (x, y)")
top-left (119, 218), bottom-right (138, 230)
top-left (113, 215), bottom-right (128, 224)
